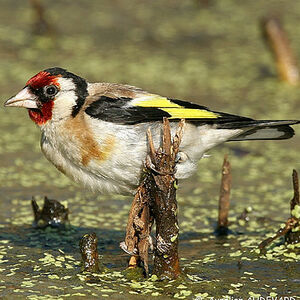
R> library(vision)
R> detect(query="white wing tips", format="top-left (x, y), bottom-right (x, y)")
top-left (230, 124), bottom-right (296, 141)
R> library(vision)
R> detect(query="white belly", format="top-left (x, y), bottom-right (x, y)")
top-left (40, 119), bottom-right (243, 194)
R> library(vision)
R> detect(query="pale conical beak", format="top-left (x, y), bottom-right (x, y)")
top-left (4, 87), bottom-right (38, 109)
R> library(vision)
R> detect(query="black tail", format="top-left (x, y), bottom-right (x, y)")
top-left (220, 120), bottom-right (300, 141)
top-left (189, 106), bottom-right (299, 141)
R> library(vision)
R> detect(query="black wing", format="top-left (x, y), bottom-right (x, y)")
top-left (85, 96), bottom-right (170, 124)
top-left (85, 95), bottom-right (251, 125)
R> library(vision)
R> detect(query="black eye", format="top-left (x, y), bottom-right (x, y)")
top-left (44, 85), bottom-right (58, 97)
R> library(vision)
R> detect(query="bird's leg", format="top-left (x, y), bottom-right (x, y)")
top-left (119, 241), bottom-right (137, 255)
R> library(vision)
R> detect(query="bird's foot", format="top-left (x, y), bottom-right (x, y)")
top-left (119, 241), bottom-right (138, 255)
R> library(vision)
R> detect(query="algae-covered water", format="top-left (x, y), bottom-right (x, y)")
top-left (0, 0), bottom-right (300, 299)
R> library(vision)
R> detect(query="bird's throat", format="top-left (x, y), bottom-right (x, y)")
top-left (28, 101), bottom-right (54, 125)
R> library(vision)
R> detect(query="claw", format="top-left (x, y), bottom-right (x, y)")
top-left (120, 241), bottom-right (138, 255)
top-left (175, 151), bottom-right (188, 163)
top-left (145, 155), bottom-right (176, 176)
top-left (145, 155), bottom-right (162, 174)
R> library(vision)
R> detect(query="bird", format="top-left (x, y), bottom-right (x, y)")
top-left (4, 67), bottom-right (299, 194)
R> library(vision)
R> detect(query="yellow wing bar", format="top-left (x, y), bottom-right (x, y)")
top-left (132, 96), bottom-right (182, 108)
top-left (162, 108), bottom-right (218, 119)
top-left (132, 95), bottom-right (219, 119)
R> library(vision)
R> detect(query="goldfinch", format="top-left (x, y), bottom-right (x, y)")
top-left (4, 67), bottom-right (299, 194)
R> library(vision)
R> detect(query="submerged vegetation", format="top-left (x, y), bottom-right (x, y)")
top-left (0, 0), bottom-right (300, 299)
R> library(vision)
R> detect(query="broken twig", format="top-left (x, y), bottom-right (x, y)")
top-left (216, 155), bottom-right (232, 235)
top-left (259, 169), bottom-right (300, 250)
top-left (262, 16), bottom-right (300, 85)
top-left (285, 169), bottom-right (300, 244)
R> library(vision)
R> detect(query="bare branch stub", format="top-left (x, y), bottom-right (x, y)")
top-left (149, 118), bottom-right (184, 279)
top-left (290, 169), bottom-right (300, 211)
top-left (123, 119), bottom-right (184, 278)
top-left (79, 233), bottom-right (100, 273)
top-left (259, 218), bottom-right (298, 250)
top-left (123, 180), bottom-right (153, 275)
top-left (216, 155), bottom-right (232, 235)
top-left (124, 186), bottom-right (143, 254)
top-left (285, 169), bottom-right (300, 244)
top-left (262, 16), bottom-right (299, 85)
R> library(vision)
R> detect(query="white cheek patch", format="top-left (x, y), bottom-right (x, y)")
top-left (56, 77), bottom-right (76, 91)
top-left (51, 77), bottom-right (77, 121)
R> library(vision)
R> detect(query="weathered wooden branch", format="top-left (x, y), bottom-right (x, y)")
top-left (122, 173), bottom-right (153, 274)
top-left (216, 155), bottom-right (232, 235)
top-left (290, 169), bottom-right (299, 212)
top-left (262, 16), bottom-right (299, 85)
top-left (149, 118), bottom-right (184, 279)
top-left (259, 218), bottom-right (298, 250)
top-left (285, 169), bottom-right (300, 244)
top-left (123, 118), bottom-right (184, 278)
top-left (259, 169), bottom-right (300, 250)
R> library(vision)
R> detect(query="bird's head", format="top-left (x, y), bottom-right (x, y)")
top-left (4, 67), bottom-right (88, 125)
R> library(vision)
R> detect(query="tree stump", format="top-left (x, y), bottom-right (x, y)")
top-left (123, 118), bottom-right (184, 279)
